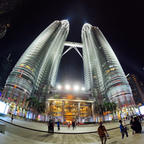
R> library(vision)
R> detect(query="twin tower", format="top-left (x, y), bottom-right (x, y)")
top-left (3, 20), bottom-right (133, 107)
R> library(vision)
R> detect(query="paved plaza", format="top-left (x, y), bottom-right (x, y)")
top-left (0, 116), bottom-right (144, 144)
top-left (0, 116), bottom-right (127, 133)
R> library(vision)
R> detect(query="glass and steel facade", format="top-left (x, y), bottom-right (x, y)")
top-left (82, 23), bottom-right (133, 106)
top-left (2, 20), bottom-right (133, 112)
top-left (3, 20), bottom-right (69, 103)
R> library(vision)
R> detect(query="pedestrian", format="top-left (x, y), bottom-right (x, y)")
top-left (11, 114), bottom-right (14, 123)
top-left (133, 117), bottom-right (142, 133)
top-left (72, 120), bottom-right (76, 130)
top-left (67, 122), bottom-right (70, 128)
top-left (119, 120), bottom-right (128, 139)
top-left (97, 121), bottom-right (108, 144)
top-left (77, 121), bottom-right (80, 126)
top-left (57, 120), bottom-right (60, 130)
top-left (130, 116), bottom-right (135, 135)
top-left (48, 118), bottom-right (54, 133)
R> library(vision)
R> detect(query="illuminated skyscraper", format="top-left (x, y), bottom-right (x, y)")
top-left (1, 20), bottom-right (134, 120)
top-left (82, 23), bottom-right (133, 106)
top-left (3, 20), bottom-right (69, 103)
top-left (127, 74), bottom-right (144, 104)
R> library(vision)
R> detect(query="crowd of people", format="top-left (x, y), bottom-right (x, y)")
top-left (47, 118), bottom-right (79, 132)
top-left (130, 115), bottom-right (142, 134)
top-left (97, 115), bottom-right (143, 144)
top-left (10, 113), bottom-right (143, 144)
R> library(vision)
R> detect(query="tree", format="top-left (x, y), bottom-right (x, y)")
top-left (103, 101), bottom-right (117, 120)
top-left (111, 102), bottom-right (117, 120)
top-left (94, 101), bottom-right (105, 122)
top-left (26, 97), bottom-right (45, 120)
top-left (26, 97), bottom-right (37, 119)
top-left (36, 102), bottom-right (45, 114)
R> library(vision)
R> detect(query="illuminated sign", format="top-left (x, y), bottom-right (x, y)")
top-left (0, 101), bottom-right (9, 114)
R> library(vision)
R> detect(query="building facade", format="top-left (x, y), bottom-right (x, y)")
top-left (82, 23), bottom-right (133, 106)
top-left (1, 21), bottom-right (134, 121)
top-left (127, 74), bottom-right (144, 105)
top-left (2, 20), bottom-right (69, 104)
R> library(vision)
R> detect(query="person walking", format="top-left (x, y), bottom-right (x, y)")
top-left (97, 121), bottom-right (108, 144)
top-left (130, 116), bottom-right (135, 135)
top-left (119, 120), bottom-right (128, 139)
top-left (11, 114), bottom-right (14, 123)
top-left (77, 121), bottom-right (80, 126)
top-left (133, 116), bottom-right (142, 133)
top-left (57, 120), bottom-right (60, 131)
top-left (67, 122), bottom-right (71, 128)
top-left (72, 120), bottom-right (76, 130)
top-left (48, 118), bottom-right (54, 133)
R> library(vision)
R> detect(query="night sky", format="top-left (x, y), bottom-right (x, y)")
top-left (0, 0), bottom-right (144, 85)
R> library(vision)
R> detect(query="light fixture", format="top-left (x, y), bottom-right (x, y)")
top-left (81, 87), bottom-right (85, 91)
top-left (73, 85), bottom-right (80, 91)
top-left (65, 84), bottom-right (71, 90)
top-left (57, 84), bottom-right (62, 90)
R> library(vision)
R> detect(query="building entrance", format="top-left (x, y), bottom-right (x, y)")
top-left (47, 99), bottom-right (94, 122)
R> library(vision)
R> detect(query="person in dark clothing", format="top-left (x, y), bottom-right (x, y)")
top-left (11, 114), bottom-right (14, 123)
top-left (72, 120), bottom-right (76, 130)
top-left (133, 117), bottom-right (142, 133)
top-left (130, 116), bottom-right (135, 135)
top-left (98, 122), bottom-right (108, 144)
top-left (48, 118), bottom-right (54, 133)
top-left (119, 120), bottom-right (128, 139)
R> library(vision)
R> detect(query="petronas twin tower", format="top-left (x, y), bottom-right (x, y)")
top-left (3, 20), bottom-right (133, 107)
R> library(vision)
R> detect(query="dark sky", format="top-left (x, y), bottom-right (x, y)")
top-left (0, 0), bottom-right (144, 84)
